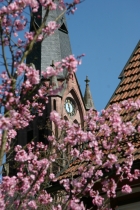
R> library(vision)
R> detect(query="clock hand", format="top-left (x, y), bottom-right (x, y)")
top-left (68, 103), bottom-right (71, 112)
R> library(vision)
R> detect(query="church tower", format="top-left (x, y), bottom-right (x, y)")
top-left (18, 2), bottom-right (95, 145)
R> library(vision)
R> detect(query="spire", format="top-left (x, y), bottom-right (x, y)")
top-left (26, 2), bottom-right (72, 77)
top-left (84, 76), bottom-right (95, 110)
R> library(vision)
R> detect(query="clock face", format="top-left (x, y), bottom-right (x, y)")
top-left (64, 97), bottom-right (76, 116)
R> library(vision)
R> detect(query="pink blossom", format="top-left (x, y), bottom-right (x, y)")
top-left (102, 179), bottom-right (117, 198)
top-left (0, 116), bottom-right (12, 130)
top-left (37, 34), bottom-right (43, 41)
top-left (134, 169), bottom-right (140, 179)
top-left (60, 179), bottom-right (70, 191)
top-left (71, 148), bottom-right (80, 157)
top-left (38, 190), bottom-right (52, 204)
top-left (49, 173), bottom-right (55, 180)
top-left (80, 150), bottom-right (92, 160)
top-left (25, 67), bottom-right (40, 85)
top-left (125, 143), bottom-right (134, 155)
top-left (0, 1), bottom-right (140, 208)
top-left (108, 154), bottom-right (117, 163)
top-left (14, 145), bottom-right (22, 152)
top-left (28, 200), bottom-right (37, 209)
top-left (74, 0), bottom-right (80, 3)
top-left (14, 149), bottom-right (28, 162)
top-left (42, 63), bottom-right (63, 78)
top-left (50, 110), bottom-right (61, 125)
top-left (14, 20), bottom-right (26, 31)
top-left (58, 0), bottom-right (65, 10)
top-left (39, 0), bottom-right (56, 10)
top-left (62, 55), bottom-right (79, 73)
top-left (43, 21), bottom-right (59, 36)
top-left (95, 170), bottom-right (103, 178)
top-left (90, 190), bottom-right (98, 198)
top-left (53, 205), bottom-right (62, 210)
top-left (137, 113), bottom-right (140, 120)
top-left (69, 199), bottom-right (85, 210)
top-left (92, 195), bottom-right (104, 207)
top-left (17, 63), bottom-right (27, 75)
top-left (121, 185), bottom-right (132, 194)
top-left (25, 32), bottom-right (34, 42)
top-left (2, 176), bottom-right (17, 197)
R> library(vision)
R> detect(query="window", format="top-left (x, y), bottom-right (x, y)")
top-left (58, 23), bottom-right (68, 34)
top-left (27, 130), bottom-right (33, 143)
top-left (73, 119), bottom-right (79, 125)
top-left (53, 99), bottom-right (56, 111)
top-left (39, 129), bottom-right (46, 144)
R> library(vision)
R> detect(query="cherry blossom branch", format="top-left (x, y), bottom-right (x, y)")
top-left (0, 130), bottom-right (8, 166)
top-left (0, 24), bottom-right (11, 78)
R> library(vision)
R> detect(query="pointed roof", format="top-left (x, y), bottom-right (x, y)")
top-left (26, 4), bottom-right (72, 76)
top-left (107, 40), bottom-right (140, 106)
top-left (106, 40), bottom-right (140, 123)
top-left (41, 8), bottom-right (72, 74)
top-left (104, 40), bottom-right (140, 165)
top-left (84, 76), bottom-right (95, 110)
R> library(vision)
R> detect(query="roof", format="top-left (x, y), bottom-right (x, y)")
top-left (84, 76), bottom-right (96, 110)
top-left (106, 40), bottom-right (140, 108)
top-left (106, 40), bottom-right (140, 126)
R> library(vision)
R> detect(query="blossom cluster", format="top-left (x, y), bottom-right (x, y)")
top-left (0, 99), bottom-right (140, 209)
top-left (49, 100), bottom-right (140, 209)
top-left (0, 0), bottom-right (139, 209)
top-left (0, 142), bottom-right (53, 210)
top-left (0, 0), bottom-right (82, 207)
top-left (0, 54), bottom-right (81, 151)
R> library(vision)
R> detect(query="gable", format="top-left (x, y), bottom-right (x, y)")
top-left (62, 73), bottom-right (86, 110)
top-left (106, 40), bottom-right (140, 109)
top-left (60, 73), bottom-right (87, 125)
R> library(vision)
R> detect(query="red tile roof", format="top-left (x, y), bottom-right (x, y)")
top-left (107, 41), bottom-right (140, 107)
top-left (106, 40), bottom-right (140, 128)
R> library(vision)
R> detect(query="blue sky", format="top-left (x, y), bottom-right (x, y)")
top-left (66, 0), bottom-right (140, 111)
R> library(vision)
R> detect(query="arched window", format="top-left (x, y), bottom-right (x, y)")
top-left (64, 116), bottom-right (68, 121)
top-left (73, 119), bottom-right (79, 125)
top-left (53, 99), bottom-right (56, 111)
top-left (27, 130), bottom-right (33, 143)
top-left (39, 129), bottom-right (46, 144)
